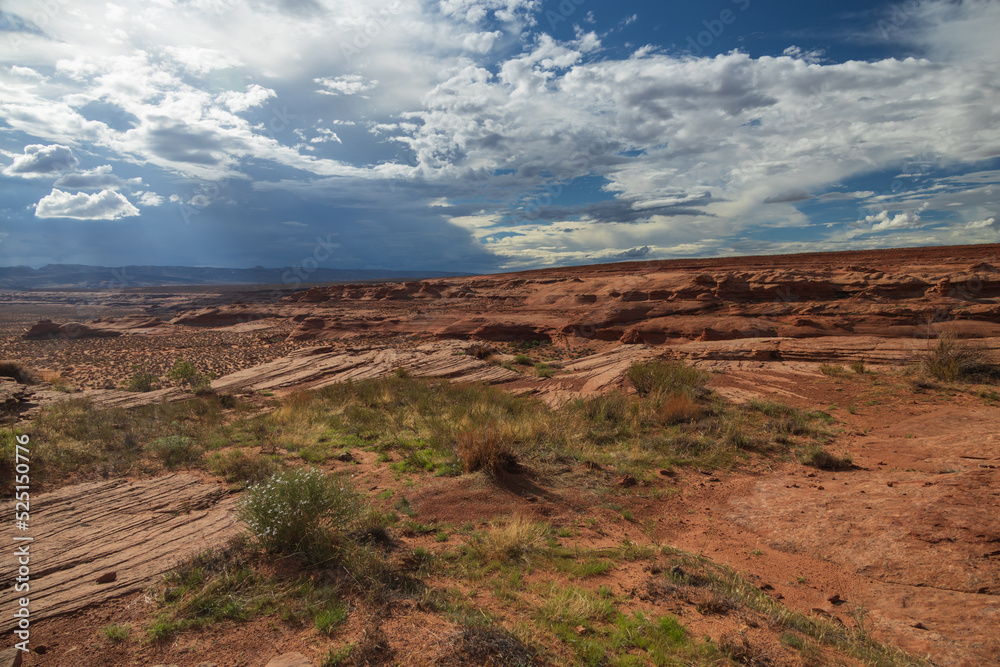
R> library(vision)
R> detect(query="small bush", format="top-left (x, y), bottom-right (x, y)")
top-left (455, 428), bottom-right (518, 478)
top-left (534, 362), bottom-right (555, 378)
top-left (627, 360), bottom-right (706, 398)
top-left (800, 444), bottom-right (852, 470)
top-left (237, 468), bottom-right (362, 565)
top-left (850, 360), bottom-right (866, 375)
top-left (314, 603), bottom-right (349, 635)
top-left (125, 364), bottom-right (157, 392)
top-left (513, 354), bottom-right (532, 365)
top-left (208, 450), bottom-right (279, 485)
top-left (0, 360), bottom-right (34, 384)
top-left (101, 622), bottom-right (130, 643)
top-left (168, 358), bottom-right (213, 392)
top-left (469, 516), bottom-right (548, 564)
top-left (656, 393), bottom-right (703, 425)
top-left (819, 364), bottom-right (848, 377)
top-left (921, 331), bottom-right (995, 382)
top-left (148, 435), bottom-right (202, 468)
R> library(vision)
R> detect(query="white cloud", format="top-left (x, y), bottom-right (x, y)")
top-left (966, 217), bottom-right (996, 229)
top-left (54, 165), bottom-right (138, 189)
top-left (163, 45), bottom-right (243, 74)
top-left (281, 220), bottom-right (307, 227)
top-left (315, 75), bottom-right (378, 96)
top-left (861, 209), bottom-right (924, 232)
top-left (35, 189), bottom-right (140, 220)
top-left (4, 144), bottom-right (78, 177)
top-left (216, 84), bottom-right (276, 113)
top-left (462, 30), bottom-right (502, 53)
top-left (309, 128), bottom-right (342, 144)
top-left (135, 191), bottom-right (165, 206)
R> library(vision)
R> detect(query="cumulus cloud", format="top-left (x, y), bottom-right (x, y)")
top-left (4, 144), bottom-right (78, 177)
top-left (861, 209), bottom-right (924, 232)
top-left (35, 189), bottom-right (140, 220)
top-left (54, 165), bottom-right (138, 189)
top-left (135, 191), bottom-right (164, 206)
top-left (315, 75), bottom-right (378, 96)
top-left (216, 84), bottom-right (276, 113)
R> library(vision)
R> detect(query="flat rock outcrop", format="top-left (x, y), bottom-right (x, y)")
top-left (0, 474), bottom-right (237, 631)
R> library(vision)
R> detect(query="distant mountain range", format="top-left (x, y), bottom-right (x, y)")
top-left (0, 264), bottom-right (472, 290)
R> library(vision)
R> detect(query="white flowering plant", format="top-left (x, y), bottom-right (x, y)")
top-left (236, 467), bottom-right (361, 565)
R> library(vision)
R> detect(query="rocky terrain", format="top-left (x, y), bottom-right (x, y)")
top-left (1, 242), bottom-right (999, 667)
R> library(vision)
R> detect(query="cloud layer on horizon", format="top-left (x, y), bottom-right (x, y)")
top-left (0, 0), bottom-right (997, 269)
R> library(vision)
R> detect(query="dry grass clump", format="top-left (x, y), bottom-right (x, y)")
top-left (468, 515), bottom-right (548, 564)
top-left (442, 626), bottom-right (537, 667)
top-left (0, 360), bottom-right (35, 384)
top-left (454, 428), bottom-right (519, 478)
top-left (627, 360), bottom-right (707, 398)
top-left (800, 444), bottom-right (853, 471)
top-left (656, 393), bottom-right (704, 425)
top-left (921, 331), bottom-right (996, 382)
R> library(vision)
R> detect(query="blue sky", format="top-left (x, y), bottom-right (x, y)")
top-left (1, 0), bottom-right (998, 272)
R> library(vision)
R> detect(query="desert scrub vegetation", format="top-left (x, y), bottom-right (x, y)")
top-left (20, 393), bottom-right (253, 485)
top-left (0, 359), bottom-right (35, 384)
top-left (255, 361), bottom-right (831, 483)
top-left (147, 536), bottom-right (354, 641)
top-left (921, 331), bottom-right (998, 382)
top-left (237, 467), bottom-right (362, 566)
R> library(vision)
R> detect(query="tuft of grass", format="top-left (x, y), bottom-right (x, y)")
top-left (101, 622), bottom-right (130, 643)
top-left (627, 360), bottom-right (707, 398)
top-left (850, 359), bottom-right (867, 375)
top-left (655, 393), bottom-right (703, 425)
top-left (314, 602), bottom-right (349, 636)
top-left (454, 428), bottom-right (518, 479)
top-left (148, 435), bottom-right (202, 468)
top-left (468, 516), bottom-right (548, 564)
top-left (208, 449), bottom-right (280, 486)
top-left (0, 360), bottom-right (35, 384)
top-left (513, 354), bottom-right (532, 365)
top-left (534, 362), bottom-right (555, 378)
top-left (921, 331), bottom-right (996, 382)
top-left (819, 363), bottom-right (849, 377)
top-left (800, 444), bottom-right (853, 470)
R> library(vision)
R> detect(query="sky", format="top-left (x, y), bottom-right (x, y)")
top-left (0, 0), bottom-right (998, 273)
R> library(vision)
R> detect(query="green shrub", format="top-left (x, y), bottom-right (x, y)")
top-left (237, 468), bottom-right (362, 565)
top-left (626, 360), bottom-right (706, 398)
top-left (513, 354), bottom-right (532, 365)
top-left (819, 364), bottom-right (848, 377)
top-left (125, 364), bottom-right (157, 392)
top-left (921, 332), bottom-right (995, 382)
top-left (208, 449), bottom-right (280, 485)
top-left (148, 435), bottom-right (202, 468)
top-left (534, 362), bottom-right (555, 378)
top-left (101, 622), bottom-right (130, 643)
top-left (168, 358), bottom-right (213, 391)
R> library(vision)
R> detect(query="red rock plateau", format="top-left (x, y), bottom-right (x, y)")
top-left (1, 243), bottom-right (999, 666)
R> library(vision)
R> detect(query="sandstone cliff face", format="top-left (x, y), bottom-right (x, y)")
top-left (271, 245), bottom-right (1000, 347)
